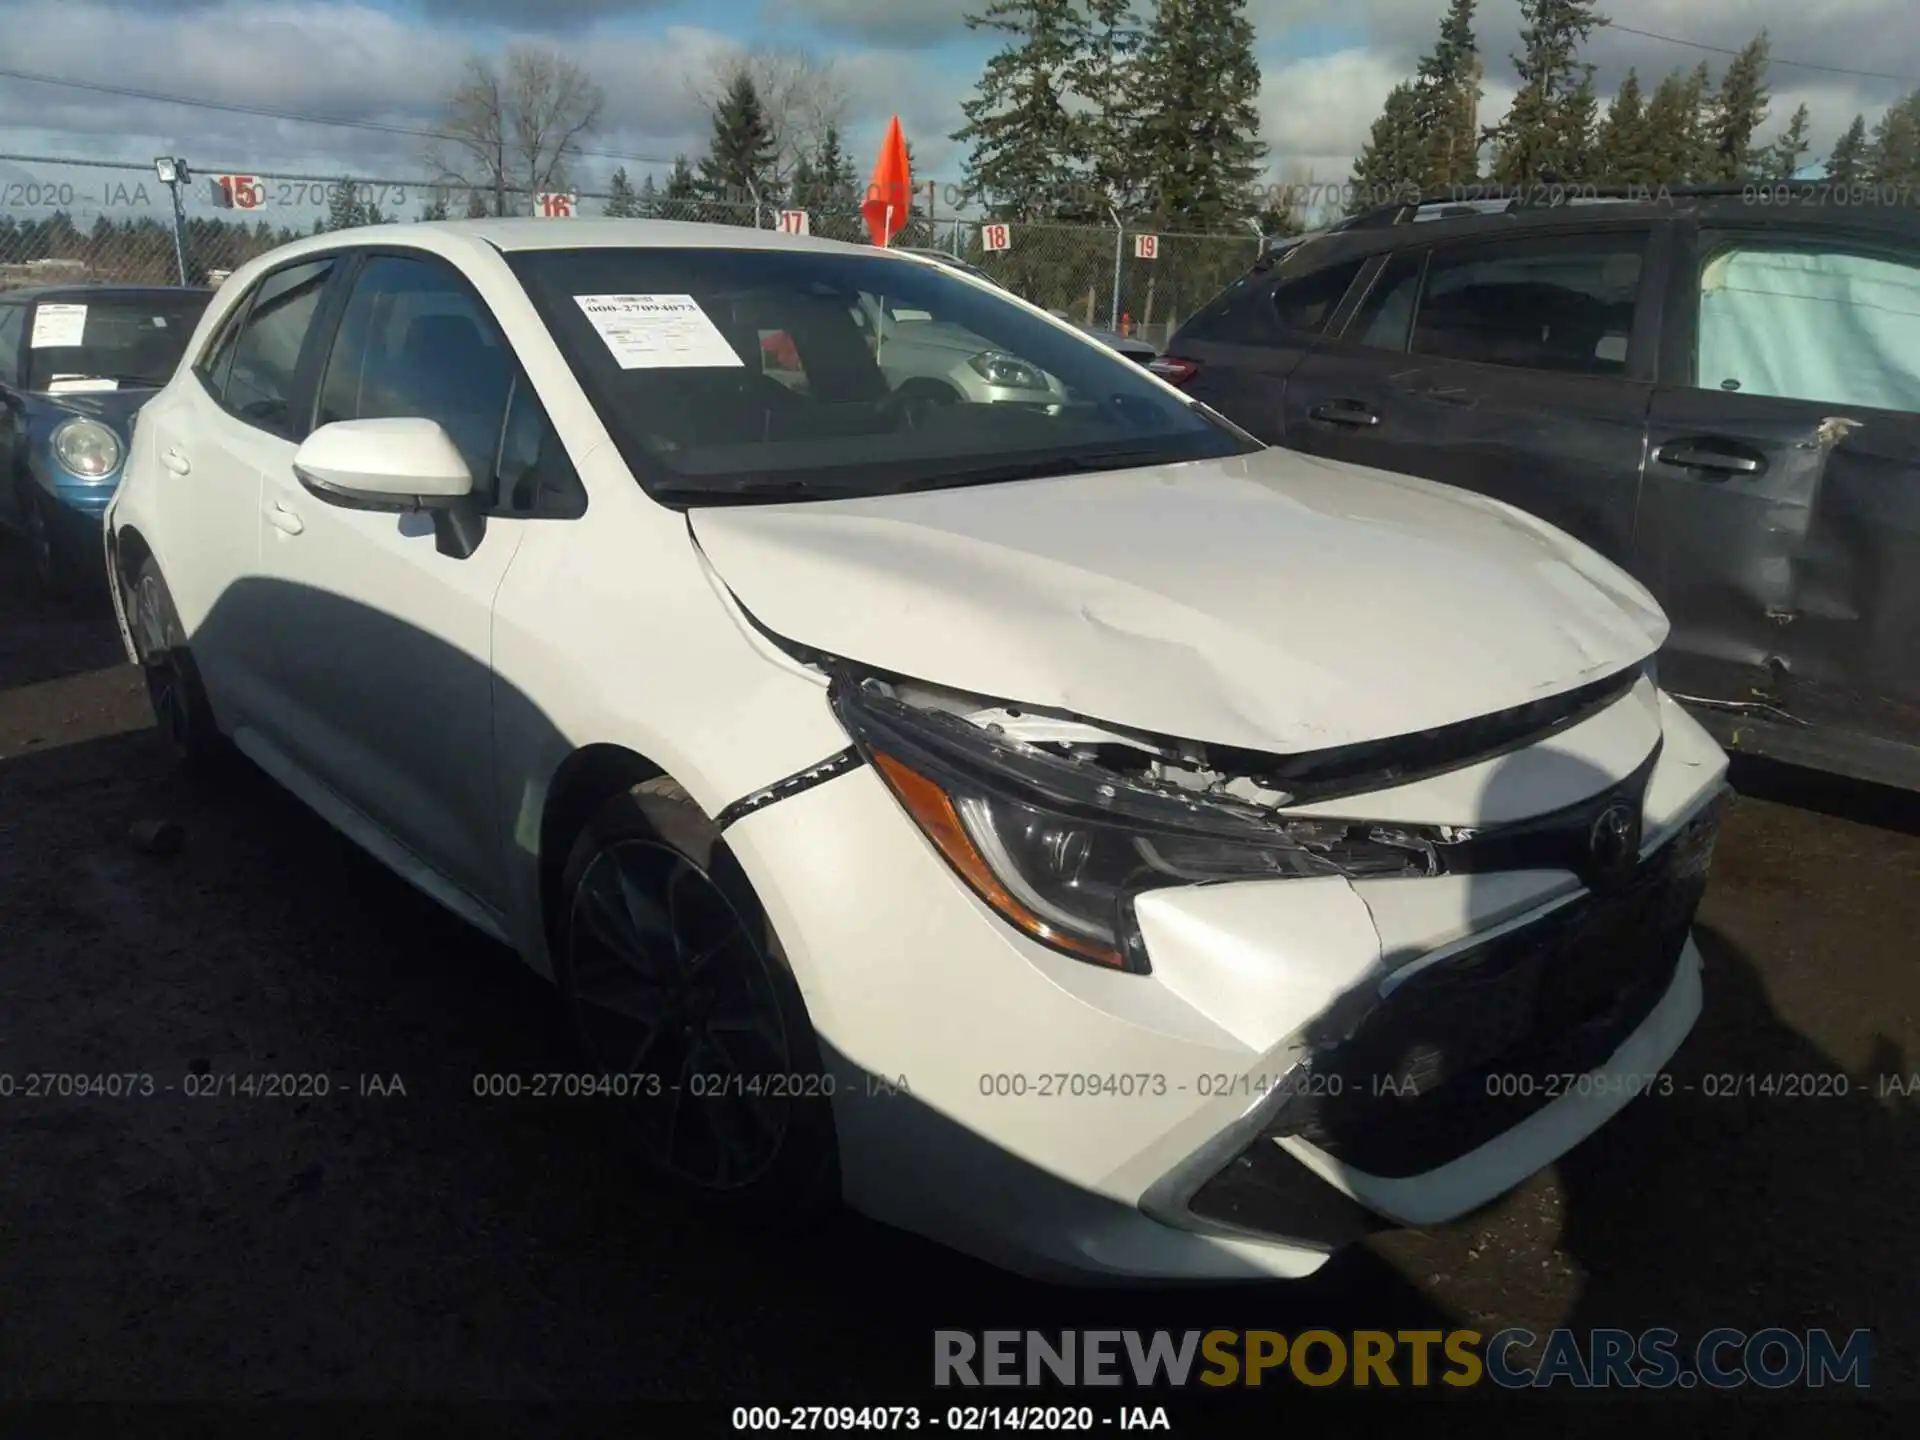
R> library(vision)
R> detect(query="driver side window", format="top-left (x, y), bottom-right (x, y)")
top-left (316, 252), bottom-right (582, 517)
top-left (316, 254), bottom-right (514, 496)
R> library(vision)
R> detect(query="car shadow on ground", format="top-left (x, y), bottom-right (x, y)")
top-left (0, 539), bottom-right (125, 691)
top-left (0, 574), bottom-right (1911, 1410)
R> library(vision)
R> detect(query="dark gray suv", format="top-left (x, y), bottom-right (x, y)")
top-left (1160, 187), bottom-right (1920, 793)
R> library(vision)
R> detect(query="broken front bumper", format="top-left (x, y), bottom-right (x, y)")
top-left (720, 691), bottom-right (1728, 1282)
top-left (1169, 799), bottom-right (1719, 1245)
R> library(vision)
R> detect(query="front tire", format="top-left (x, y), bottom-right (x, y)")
top-left (553, 778), bottom-right (839, 1221)
top-left (127, 555), bottom-right (232, 779)
top-left (21, 489), bottom-right (74, 597)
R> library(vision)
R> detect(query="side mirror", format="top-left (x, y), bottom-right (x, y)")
top-left (292, 418), bottom-right (486, 560)
top-left (292, 418), bottom-right (474, 512)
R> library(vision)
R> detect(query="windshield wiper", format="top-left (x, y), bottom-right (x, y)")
top-left (870, 448), bottom-right (1182, 491)
top-left (649, 475), bottom-right (872, 506)
top-left (43, 372), bottom-right (163, 390)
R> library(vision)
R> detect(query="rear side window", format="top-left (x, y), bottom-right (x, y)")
top-left (1179, 255), bottom-right (1364, 345)
top-left (223, 258), bottom-right (337, 436)
top-left (1693, 239), bottom-right (1920, 412)
top-left (1411, 233), bottom-right (1646, 376)
top-left (1348, 251), bottom-right (1426, 351)
top-left (1271, 258), bottom-right (1366, 334)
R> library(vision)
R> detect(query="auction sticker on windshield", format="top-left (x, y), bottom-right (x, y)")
top-left (30, 303), bottom-right (87, 348)
top-left (573, 294), bottom-right (743, 370)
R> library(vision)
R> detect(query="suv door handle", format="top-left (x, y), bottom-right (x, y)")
top-left (1655, 440), bottom-right (1765, 476)
top-left (266, 501), bottom-right (304, 536)
top-left (1307, 399), bottom-right (1380, 427)
top-left (162, 447), bottom-right (191, 475)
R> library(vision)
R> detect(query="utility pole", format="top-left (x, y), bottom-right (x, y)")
top-left (153, 156), bottom-right (190, 284)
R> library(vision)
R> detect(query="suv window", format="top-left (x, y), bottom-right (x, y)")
top-left (223, 259), bottom-right (336, 435)
top-left (1694, 237), bottom-right (1920, 412)
top-left (1411, 233), bottom-right (1646, 376)
top-left (1179, 255), bottom-right (1365, 345)
top-left (1272, 258), bottom-right (1366, 334)
top-left (1347, 250), bottom-right (1425, 351)
top-left (316, 254), bottom-right (515, 491)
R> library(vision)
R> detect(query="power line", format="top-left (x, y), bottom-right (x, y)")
top-left (0, 64), bottom-right (683, 169)
top-left (1606, 24), bottom-right (1920, 88)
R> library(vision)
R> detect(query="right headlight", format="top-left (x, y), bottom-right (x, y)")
top-left (832, 679), bottom-right (1442, 973)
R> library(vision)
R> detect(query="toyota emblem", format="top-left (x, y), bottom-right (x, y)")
top-left (1588, 801), bottom-right (1641, 878)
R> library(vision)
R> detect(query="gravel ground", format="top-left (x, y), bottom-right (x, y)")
top-left (0, 554), bottom-right (1914, 1422)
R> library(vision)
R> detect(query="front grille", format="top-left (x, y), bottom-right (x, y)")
top-left (1193, 797), bottom-right (1721, 1207)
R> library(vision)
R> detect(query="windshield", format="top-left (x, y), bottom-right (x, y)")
top-left (506, 247), bottom-right (1256, 504)
top-left (24, 292), bottom-right (211, 392)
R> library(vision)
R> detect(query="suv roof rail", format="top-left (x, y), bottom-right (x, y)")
top-left (1332, 179), bottom-right (1871, 231)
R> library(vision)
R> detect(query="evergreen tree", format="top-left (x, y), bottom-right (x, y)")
top-left (1868, 90), bottom-right (1920, 185)
top-left (791, 123), bottom-right (856, 208)
top-left (1413, 0), bottom-right (1483, 187)
top-left (604, 165), bottom-right (643, 218)
top-left (952, 0), bottom-right (1083, 221)
top-left (1641, 65), bottom-right (1711, 185)
top-left (1826, 113), bottom-right (1870, 184)
top-left (1764, 104), bottom-right (1812, 180)
top-left (325, 176), bottom-right (366, 231)
top-left (1070, 0), bottom-right (1146, 216)
top-left (637, 174), bottom-right (659, 217)
top-left (1488, 0), bottom-right (1607, 184)
top-left (698, 70), bottom-right (777, 212)
top-left (1553, 71), bottom-right (1600, 180)
top-left (1595, 69), bottom-right (1652, 184)
top-left (1703, 32), bottom-right (1771, 182)
top-left (1684, 62), bottom-right (1716, 179)
top-left (1134, 0), bottom-right (1267, 230)
top-left (464, 189), bottom-right (489, 219)
top-left (1349, 83), bottom-right (1428, 213)
top-left (663, 156), bottom-right (701, 206)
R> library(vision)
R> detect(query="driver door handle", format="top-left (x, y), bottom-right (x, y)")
top-left (162, 447), bottom-right (191, 475)
top-left (266, 500), bottom-right (304, 536)
top-left (1307, 399), bottom-right (1380, 427)
top-left (1655, 439), bottom-right (1766, 477)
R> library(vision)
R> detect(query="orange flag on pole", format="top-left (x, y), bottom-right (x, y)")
top-left (862, 115), bottom-right (912, 247)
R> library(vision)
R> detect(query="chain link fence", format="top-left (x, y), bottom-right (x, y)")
top-left (0, 155), bottom-right (1262, 347)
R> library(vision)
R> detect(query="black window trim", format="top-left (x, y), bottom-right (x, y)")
top-left (299, 243), bottom-right (587, 521)
top-left (1663, 218), bottom-right (1920, 400)
top-left (1332, 246), bottom-right (1431, 351)
top-left (197, 252), bottom-right (348, 440)
top-left (1331, 220), bottom-right (1672, 383)
top-left (0, 300), bottom-right (25, 392)
top-left (1265, 254), bottom-right (1370, 339)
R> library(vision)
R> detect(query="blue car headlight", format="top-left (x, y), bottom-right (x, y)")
top-left (51, 417), bottom-right (123, 479)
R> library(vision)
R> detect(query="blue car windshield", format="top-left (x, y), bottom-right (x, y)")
top-left (24, 292), bottom-right (211, 391)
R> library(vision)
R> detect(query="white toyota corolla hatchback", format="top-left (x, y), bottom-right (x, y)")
top-left (105, 219), bottom-right (1728, 1283)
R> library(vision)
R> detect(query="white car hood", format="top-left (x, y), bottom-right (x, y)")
top-left (689, 448), bottom-right (1668, 755)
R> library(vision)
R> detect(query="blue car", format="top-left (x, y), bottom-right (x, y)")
top-left (1, 284), bottom-right (213, 594)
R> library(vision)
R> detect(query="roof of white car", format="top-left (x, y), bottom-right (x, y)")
top-left (326, 217), bottom-right (904, 257)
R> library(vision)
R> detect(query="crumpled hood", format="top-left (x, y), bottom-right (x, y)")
top-left (689, 448), bottom-right (1668, 755)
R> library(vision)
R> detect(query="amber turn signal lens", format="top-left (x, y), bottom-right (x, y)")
top-left (869, 750), bottom-right (1126, 968)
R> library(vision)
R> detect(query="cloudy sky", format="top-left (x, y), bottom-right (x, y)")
top-left (0, 0), bottom-right (1914, 224)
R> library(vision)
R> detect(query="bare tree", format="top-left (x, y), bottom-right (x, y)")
top-left (426, 45), bottom-right (606, 216)
top-left (693, 46), bottom-right (848, 193)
